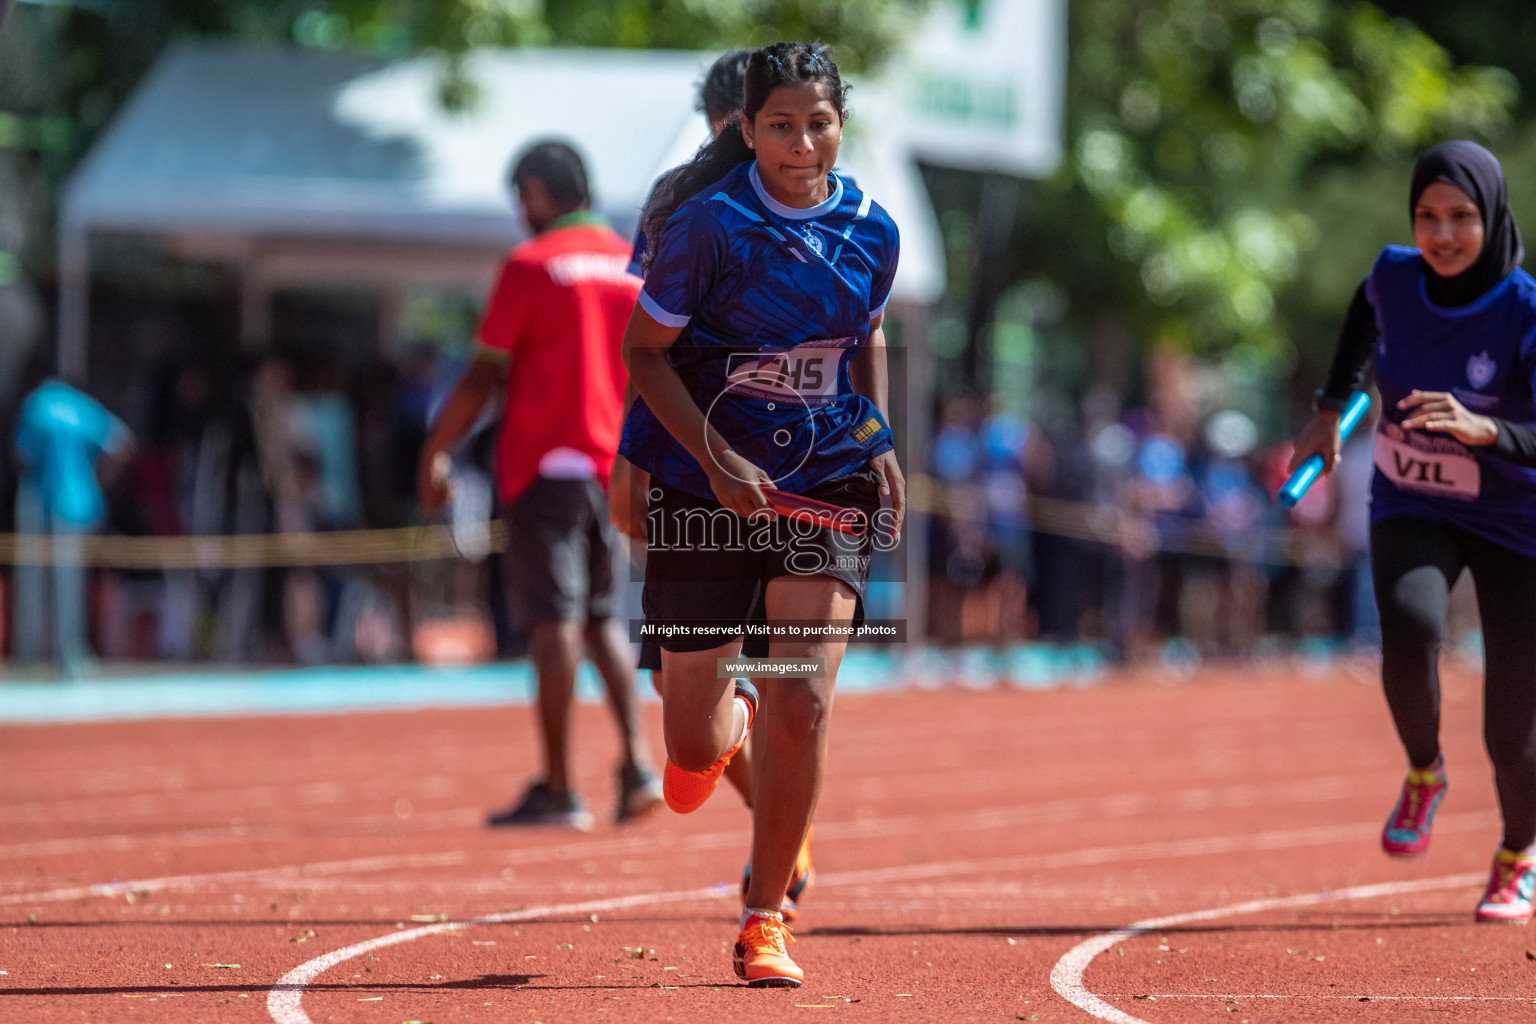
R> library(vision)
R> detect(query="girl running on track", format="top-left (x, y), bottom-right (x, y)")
top-left (1291, 140), bottom-right (1536, 923)
top-left (619, 41), bottom-right (904, 986)
top-left (611, 48), bottom-right (816, 922)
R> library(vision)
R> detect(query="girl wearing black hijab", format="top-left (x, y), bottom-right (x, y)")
top-left (1291, 140), bottom-right (1536, 922)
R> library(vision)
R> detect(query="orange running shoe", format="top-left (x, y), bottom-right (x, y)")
top-left (741, 826), bottom-right (814, 923)
top-left (664, 680), bottom-right (757, 814)
top-left (733, 912), bottom-right (803, 988)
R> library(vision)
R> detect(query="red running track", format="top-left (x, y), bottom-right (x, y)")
top-left (2, 661), bottom-right (1533, 1023)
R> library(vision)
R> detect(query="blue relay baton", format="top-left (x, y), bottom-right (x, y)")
top-left (1278, 390), bottom-right (1373, 508)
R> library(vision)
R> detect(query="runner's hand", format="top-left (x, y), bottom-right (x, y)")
top-left (607, 456), bottom-right (650, 541)
top-left (1399, 390), bottom-right (1498, 446)
top-left (418, 450), bottom-right (451, 518)
top-left (1286, 412), bottom-right (1343, 475)
top-left (705, 450), bottom-right (776, 521)
top-left (870, 450), bottom-right (906, 544)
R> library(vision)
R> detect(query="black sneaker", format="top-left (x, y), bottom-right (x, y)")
top-left (615, 765), bottom-right (665, 824)
top-left (486, 780), bottom-right (594, 831)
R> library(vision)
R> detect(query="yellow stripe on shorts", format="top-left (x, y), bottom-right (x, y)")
top-left (851, 417), bottom-right (883, 444)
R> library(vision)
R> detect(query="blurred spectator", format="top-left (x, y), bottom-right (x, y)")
top-left (1332, 421), bottom-right (1380, 649)
top-left (1185, 410), bottom-right (1266, 656)
top-left (1261, 438), bottom-right (1341, 639)
top-left (1120, 428), bottom-right (1196, 659)
top-left (927, 394), bottom-right (1046, 643)
top-left (1028, 392), bottom-right (1095, 643)
top-left (12, 378), bottom-right (133, 674)
top-left (927, 393), bottom-right (987, 642)
top-left (250, 354), bottom-right (362, 664)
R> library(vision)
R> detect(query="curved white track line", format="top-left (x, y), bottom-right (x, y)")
top-left (1049, 872), bottom-right (1486, 1024)
top-left (266, 883), bottom-right (730, 1024)
top-left (242, 825), bottom-right (1486, 1023)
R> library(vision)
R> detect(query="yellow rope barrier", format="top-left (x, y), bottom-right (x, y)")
top-left (0, 476), bottom-right (1345, 570)
top-left (0, 523), bottom-right (507, 569)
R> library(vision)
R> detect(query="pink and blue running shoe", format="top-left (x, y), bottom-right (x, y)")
top-left (1381, 760), bottom-right (1447, 857)
top-left (1475, 848), bottom-right (1536, 924)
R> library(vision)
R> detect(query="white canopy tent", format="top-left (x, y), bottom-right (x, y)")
top-left (57, 42), bottom-right (946, 376)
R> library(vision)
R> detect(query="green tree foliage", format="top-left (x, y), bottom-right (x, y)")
top-left (1054, 0), bottom-right (1518, 368)
top-left (1376, 0), bottom-right (1536, 99)
top-left (0, 0), bottom-right (923, 276)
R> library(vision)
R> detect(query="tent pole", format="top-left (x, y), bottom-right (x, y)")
top-left (56, 227), bottom-right (89, 384)
top-left (897, 301), bottom-right (932, 647)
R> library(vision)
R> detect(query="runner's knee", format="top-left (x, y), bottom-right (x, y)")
top-left (1377, 568), bottom-right (1448, 653)
top-left (762, 682), bottom-right (831, 744)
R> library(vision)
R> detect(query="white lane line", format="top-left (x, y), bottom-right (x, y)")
top-left (0, 773), bottom-right (1381, 864)
top-left (0, 852), bottom-right (466, 905)
top-left (0, 809), bottom-right (482, 861)
top-left (1049, 872), bottom-right (1486, 1024)
top-left (266, 884), bottom-right (731, 1024)
top-left (0, 776), bottom-right (462, 824)
top-left (1106, 994), bottom-right (1536, 1002)
top-left (815, 811), bottom-right (1493, 888)
top-left (6, 809), bottom-right (1494, 907)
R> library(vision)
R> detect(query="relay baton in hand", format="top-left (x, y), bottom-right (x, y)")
top-left (1278, 390), bottom-right (1373, 508)
top-left (761, 487), bottom-right (868, 537)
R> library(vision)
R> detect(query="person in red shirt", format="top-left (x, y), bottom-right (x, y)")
top-left (419, 140), bottom-right (663, 829)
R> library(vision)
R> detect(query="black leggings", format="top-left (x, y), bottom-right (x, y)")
top-left (1372, 514), bottom-right (1536, 850)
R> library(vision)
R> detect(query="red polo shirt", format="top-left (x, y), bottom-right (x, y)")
top-left (475, 212), bottom-right (641, 504)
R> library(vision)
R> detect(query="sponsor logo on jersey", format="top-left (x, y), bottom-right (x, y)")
top-left (851, 417), bottom-right (884, 444)
top-left (1467, 350), bottom-right (1497, 389)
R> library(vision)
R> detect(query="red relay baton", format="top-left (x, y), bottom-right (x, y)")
top-left (760, 487), bottom-right (868, 537)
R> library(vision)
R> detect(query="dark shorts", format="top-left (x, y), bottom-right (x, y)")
top-left (644, 466), bottom-right (882, 654)
top-left (503, 477), bottom-right (616, 628)
top-left (638, 584), bottom-right (769, 669)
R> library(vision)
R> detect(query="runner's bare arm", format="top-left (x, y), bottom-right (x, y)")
top-left (850, 312), bottom-right (906, 540)
top-left (621, 304), bottom-right (773, 519)
top-left (849, 313), bottom-right (889, 421)
top-left (608, 379), bottom-right (651, 541)
top-left (417, 355), bottom-right (504, 517)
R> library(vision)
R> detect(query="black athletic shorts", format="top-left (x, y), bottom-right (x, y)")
top-left (502, 478), bottom-right (616, 627)
top-left (638, 584), bottom-right (768, 669)
top-left (644, 466), bottom-right (882, 654)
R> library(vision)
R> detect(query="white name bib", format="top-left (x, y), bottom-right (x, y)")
top-left (1373, 430), bottom-right (1480, 500)
top-left (726, 342), bottom-right (851, 406)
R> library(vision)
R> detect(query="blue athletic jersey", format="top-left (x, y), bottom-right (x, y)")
top-left (1367, 245), bottom-right (1536, 554)
top-left (619, 160), bottom-right (899, 499)
top-left (628, 168), bottom-right (861, 278)
top-left (14, 379), bottom-right (128, 527)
